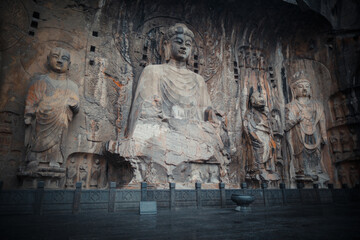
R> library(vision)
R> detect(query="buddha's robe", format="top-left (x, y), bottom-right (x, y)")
top-left (25, 75), bottom-right (79, 165)
top-left (109, 64), bottom-right (229, 184)
top-left (285, 99), bottom-right (327, 176)
top-left (127, 64), bottom-right (213, 135)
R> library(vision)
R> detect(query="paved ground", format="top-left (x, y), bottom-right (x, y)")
top-left (1, 204), bottom-right (360, 240)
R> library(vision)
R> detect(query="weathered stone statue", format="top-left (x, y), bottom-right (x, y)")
top-left (19, 47), bottom-right (79, 188)
top-left (285, 72), bottom-right (329, 186)
top-left (90, 158), bottom-right (101, 188)
top-left (107, 23), bottom-right (230, 187)
top-left (340, 130), bottom-right (353, 153)
top-left (333, 96), bottom-right (345, 121)
top-left (24, 47), bottom-right (79, 169)
top-left (337, 165), bottom-right (347, 186)
top-left (244, 89), bottom-right (279, 184)
top-left (79, 159), bottom-right (88, 188)
top-left (66, 158), bottom-right (77, 188)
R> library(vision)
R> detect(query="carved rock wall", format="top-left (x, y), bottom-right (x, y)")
top-left (0, 0), bottom-right (359, 189)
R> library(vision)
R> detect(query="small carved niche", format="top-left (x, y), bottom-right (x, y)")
top-left (65, 153), bottom-right (107, 189)
top-left (32, 12), bottom-right (40, 19)
top-left (30, 21), bottom-right (38, 28)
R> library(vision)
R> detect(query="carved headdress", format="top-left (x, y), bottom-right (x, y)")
top-left (290, 71), bottom-right (312, 99)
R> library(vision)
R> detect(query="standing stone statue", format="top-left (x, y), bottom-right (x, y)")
top-left (90, 158), bottom-right (101, 188)
top-left (66, 158), bottom-right (77, 188)
top-left (19, 47), bottom-right (79, 188)
top-left (107, 23), bottom-right (230, 187)
top-left (24, 47), bottom-right (79, 169)
top-left (337, 165), bottom-right (347, 186)
top-left (79, 159), bottom-right (88, 188)
top-left (244, 89), bottom-right (279, 184)
top-left (285, 72), bottom-right (329, 186)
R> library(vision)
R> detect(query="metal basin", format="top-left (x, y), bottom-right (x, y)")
top-left (231, 194), bottom-right (255, 212)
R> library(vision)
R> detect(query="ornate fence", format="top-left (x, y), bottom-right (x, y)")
top-left (0, 181), bottom-right (359, 215)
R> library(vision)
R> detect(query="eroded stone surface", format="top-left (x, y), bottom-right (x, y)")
top-left (0, 0), bottom-right (359, 189)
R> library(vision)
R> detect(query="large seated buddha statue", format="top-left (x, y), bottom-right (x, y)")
top-left (107, 23), bottom-right (230, 188)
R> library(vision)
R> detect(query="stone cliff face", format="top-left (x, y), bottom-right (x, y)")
top-left (0, 0), bottom-right (359, 189)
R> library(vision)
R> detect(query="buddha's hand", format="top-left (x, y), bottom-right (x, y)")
top-left (297, 110), bottom-right (304, 123)
top-left (68, 97), bottom-right (79, 113)
top-left (321, 136), bottom-right (328, 145)
top-left (204, 107), bottom-right (220, 126)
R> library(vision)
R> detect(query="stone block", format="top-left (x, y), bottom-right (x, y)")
top-left (139, 201), bottom-right (157, 215)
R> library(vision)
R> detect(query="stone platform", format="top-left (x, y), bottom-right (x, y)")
top-left (1, 204), bottom-right (359, 240)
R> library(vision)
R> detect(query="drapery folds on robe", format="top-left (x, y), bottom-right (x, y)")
top-left (24, 75), bottom-right (79, 167)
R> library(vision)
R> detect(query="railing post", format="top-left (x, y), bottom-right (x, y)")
top-left (196, 182), bottom-right (201, 209)
top-left (73, 182), bottom-right (82, 214)
top-left (261, 182), bottom-right (268, 207)
top-left (141, 182), bottom-right (147, 201)
top-left (108, 182), bottom-right (116, 213)
top-left (313, 183), bottom-right (320, 203)
top-left (169, 182), bottom-right (175, 210)
top-left (280, 183), bottom-right (286, 206)
top-left (219, 182), bottom-right (225, 208)
top-left (328, 183), bottom-right (334, 203)
top-left (297, 182), bottom-right (304, 204)
top-left (34, 181), bottom-right (44, 215)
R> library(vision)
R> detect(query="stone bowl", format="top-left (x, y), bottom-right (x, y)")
top-left (231, 194), bottom-right (255, 212)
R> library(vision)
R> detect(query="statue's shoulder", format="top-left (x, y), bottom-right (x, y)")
top-left (67, 79), bottom-right (79, 94)
top-left (285, 100), bottom-right (295, 109)
top-left (312, 99), bottom-right (324, 110)
top-left (193, 71), bottom-right (206, 86)
top-left (29, 73), bottom-right (48, 86)
top-left (139, 64), bottom-right (163, 83)
top-left (142, 64), bottom-right (163, 74)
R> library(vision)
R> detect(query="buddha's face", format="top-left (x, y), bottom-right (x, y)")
top-left (169, 33), bottom-right (192, 62)
top-left (251, 91), bottom-right (265, 108)
top-left (48, 48), bottom-right (70, 73)
top-left (294, 80), bottom-right (311, 98)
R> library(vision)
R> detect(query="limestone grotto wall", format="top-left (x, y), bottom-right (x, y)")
top-left (0, 0), bottom-right (359, 189)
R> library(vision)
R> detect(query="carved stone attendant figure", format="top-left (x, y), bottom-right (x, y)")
top-left (285, 72), bottom-right (329, 185)
top-left (349, 126), bottom-right (359, 151)
top-left (333, 96), bottom-right (345, 121)
top-left (329, 133), bottom-right (342, 161)
top-left (66, 158), bottom-right (77, 188)
top-left (90, 158), bottom-right (101, 188)
top-left (107, 24), bottom-right (229, 187)
top-left (24, 48), bottom-right (79, 170)
top-left (244, 89), bottom-right (279, 183)
top-left (337, 165), bottom-right (347, 186)
top-left (79, 159), bottom-right (88, 188)
top-left (340, 130), bottom-right (353, 153)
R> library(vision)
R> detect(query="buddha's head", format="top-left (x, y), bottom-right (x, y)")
top-left (291, 71), bottom-right (312, 100)
top-left (47, 47), bottom-right (71, 73)
top-left (163, 23), bottom-right (194, 63)
top-left (250, 90), bottom-right (266, 110)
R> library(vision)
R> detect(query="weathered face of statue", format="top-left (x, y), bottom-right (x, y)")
top-left (48, 48), bottom-right (71, 73)
top-left (294, 80), bottom-right (311, 98)
top-left (169, 30), bottom-right (192, 62)
top-left (245, 50), bottom-right (251, 67)
top-left (251, 91), bottom-right (266, 108)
